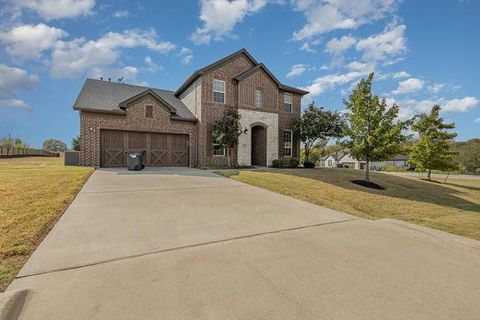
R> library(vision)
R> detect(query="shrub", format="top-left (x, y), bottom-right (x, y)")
top-left (303, 161), bottom-right (315, 168)
top-left (271, 159), bottom-right (282, 168)
top-left (288, 157), bottom-right (299, 168)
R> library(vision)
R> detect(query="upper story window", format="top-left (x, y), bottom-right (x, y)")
top-left (283, 93), bottom-right (292, 112)
top-left (213, 79), bottom-right (225, 103)
top-left (145, 105), bottom-right (153, 118)
top-left (283, 130), bottom-right (292, 157)
top-left (255, 89), bottom-right (263, 108)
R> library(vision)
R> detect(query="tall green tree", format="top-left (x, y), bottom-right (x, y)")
top-left (343, 73), bottom-right (410, 182)
top-left (72, 135), bottom-right (81, 151)
top-left (212, 107), bottom-right (246, 168)
top-left (292, 103), bottom-right (344, 164)
top-left (408, 105), bottom-right (457, 179)
top-left (42, 138), bottom-right (67, 152)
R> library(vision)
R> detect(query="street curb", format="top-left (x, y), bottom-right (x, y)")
top-left (0, 289), bottom-right (30, 320)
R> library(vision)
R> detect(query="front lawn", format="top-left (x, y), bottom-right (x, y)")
top-left (217, 168), bottom-right (480, 240)
top-left (0, 157), bottom-right (93, 291)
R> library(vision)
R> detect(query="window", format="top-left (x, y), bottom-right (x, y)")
top-left (212, 136), bottom-right (225, 156)
top-left (283, 93), bottom-right (292, 112)
top-left (328, 159), bottom-right (333, 167)
top-left (145, 105), bottom-right (153, 118)
top-left (213, 79), bottom-right (225, 103)
top-left (283, 130), bottom-right (292, 157)
top-left (255, 89), bottom-right (263, 108)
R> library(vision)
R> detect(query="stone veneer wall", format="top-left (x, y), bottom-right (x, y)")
top-left (237, 109), bottom-right (278, 166)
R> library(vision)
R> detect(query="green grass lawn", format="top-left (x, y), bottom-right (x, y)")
top-left (217, 168), bottom-right (480, 240)
top-left (0, 157), bottom-right (93, 292)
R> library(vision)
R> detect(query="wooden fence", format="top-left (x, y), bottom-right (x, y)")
top-left (0, 147), bottom-right (60, 158)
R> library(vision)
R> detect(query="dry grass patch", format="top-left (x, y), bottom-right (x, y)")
top-left (0, 157), bottom-right (93, 291)
top-left (217, 168), bottom-right (480, 240)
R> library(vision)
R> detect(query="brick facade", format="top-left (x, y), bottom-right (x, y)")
top-left (77, 49), bottom-right (305, 167)
top-left (80, 95), bottom-right (197, 167)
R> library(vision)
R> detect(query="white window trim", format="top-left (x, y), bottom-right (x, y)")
top-left (213, 79), bottom-right (226, 103)
top-left (212, 137), bottom-right (225, 156)
top-left (283, 130), bottom-right (293, 157)
top-left (255, 89), bottom-right (262, 108)
top-left (283, 93), bottom-right (293, 112)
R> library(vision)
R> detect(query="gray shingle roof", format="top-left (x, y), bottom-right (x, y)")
top-left (73, 79), bottom-right (195, 119)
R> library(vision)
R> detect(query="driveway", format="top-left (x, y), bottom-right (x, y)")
top-left (3, 168), bottom-right (480, 320)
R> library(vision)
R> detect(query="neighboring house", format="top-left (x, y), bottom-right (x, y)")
top-left (320, 150), bottom-right (409, 171)
top-left (319, 149), bottom-right (366, 170)
top-left (73, 49), bottom-right (308, 167)
top-left (370, 154), bottom-right (410, 170)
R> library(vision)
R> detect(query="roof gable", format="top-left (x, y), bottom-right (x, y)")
top-left (233, 63), bottom-right (309, 95)
top-left (174, 48), bottom-right (257, 97)
top-left (118, 89), bottom-right (176, 114)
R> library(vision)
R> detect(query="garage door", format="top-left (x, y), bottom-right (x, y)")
top-left (101, 130), bottom-right (188, 167)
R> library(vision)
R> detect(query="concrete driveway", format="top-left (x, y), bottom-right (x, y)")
top-left (3, 168), bottom-right (480, 320)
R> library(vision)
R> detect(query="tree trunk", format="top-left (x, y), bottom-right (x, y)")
top-left (365, 160), bottom-right (370, 182)
top-left (227, 148), bottom-right (231, 168)
top-left (305, 148), bottom-right (310, 163)
top-left (427, 169), bottom-right (431, 180)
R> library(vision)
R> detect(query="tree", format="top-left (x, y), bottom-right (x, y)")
top-left (451, 138), bottom-right (480, 174)
top-left (292, 103), bottom-right (344, 164)
top-left (408, 105), bottom-right (457, 180)
top-left (343, 73), bottom-right (410, 182)
top-left (212, 107), bottom-right (246, 168)
top-left (72, 135), bottom-right (81, 151)
top-left (0, 135), bottom-right (29, 149)
top-left (42, 138), bottom-right (67, 152)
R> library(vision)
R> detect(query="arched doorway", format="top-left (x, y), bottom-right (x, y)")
top-left (251, 124), bottom-right (267, 166)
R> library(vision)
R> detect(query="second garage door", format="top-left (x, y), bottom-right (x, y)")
top-left (101, 130), bottom-right (189, 167)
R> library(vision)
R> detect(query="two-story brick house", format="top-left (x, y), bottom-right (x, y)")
top-left (74, 48), bottom-right (308, 167)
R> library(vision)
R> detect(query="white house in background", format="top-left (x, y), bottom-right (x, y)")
top-left (370, 154), bottom-right (410, 170)
top-left (319, 150), bottom-right (366, 170)
top-left (319, 149), bottom-right (409, 170)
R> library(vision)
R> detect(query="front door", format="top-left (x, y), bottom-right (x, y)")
top-left (251, 125), bottom-right (267, 166)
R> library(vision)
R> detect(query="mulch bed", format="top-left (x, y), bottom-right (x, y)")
top-left (351, 180), bottom-right (386, 190)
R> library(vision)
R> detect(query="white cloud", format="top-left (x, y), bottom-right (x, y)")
top-left (190, 0), bottom-right (267, 45)
top-left (389, 97), bottom-right (479, 119)
top-left (0, 64), bottom-right (38, 95)
top-left (178, 47), bottom-right (193, 64)
top-left (302, 71), bottom-right (366, 97)
top-left (325, 35), bottom-right (357, 55)
top-left (392, 71), bottom-right (410, 78)
top-left (113, 9), bottom-right (130, 18)
top-left (144, 56), bottom-right (163, 72)
top-left (13, 0), bottom-right (95, 20)
top-left (442, 97), bottom-right (478, 112)
top-left (427, 83), bottom-right (444, 93)
top-left (0, 64), bottom-right (38, 110)
top-left (355, 23), bottom-right (407, 64)
top-left (292, 0), bottom-right (401, 40)
top-left (346, 61), bottom-right (374, 73)
top-left (50, 29), bottom-right (176, 78)
top-left (300, 42), bottom-right (315, 52)
top-left (0, 23), bottom-right (67, 60)
top-left (0, 98), bottom-right (30, 110)
top-left (286, 64), bottom-right (308, 78)
top-left (391, 78), bottom-right (424, 95)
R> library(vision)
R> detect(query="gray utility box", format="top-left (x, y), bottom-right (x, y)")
top-left (127, 150), bottom-right (145, 171)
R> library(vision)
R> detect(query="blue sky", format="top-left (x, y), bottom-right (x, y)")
top-left (0, 0), bottom-right (479, 148)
